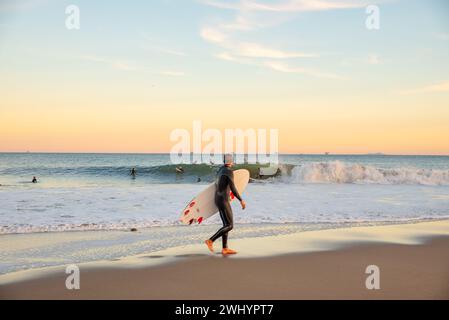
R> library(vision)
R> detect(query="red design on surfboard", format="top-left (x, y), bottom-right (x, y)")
top-left (179, 169), bottom-right (249, 225)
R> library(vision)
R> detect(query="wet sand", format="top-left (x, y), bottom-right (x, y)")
top-left (1, 236), bottom-right (448, 299)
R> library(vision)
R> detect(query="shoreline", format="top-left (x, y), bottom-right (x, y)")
top-left (2, 218), bottom-right (445, 277)
top-left (1, 219), bottom-right (449, 299)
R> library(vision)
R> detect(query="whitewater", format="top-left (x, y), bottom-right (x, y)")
top-left (1, 153), bottom-right (449, 234)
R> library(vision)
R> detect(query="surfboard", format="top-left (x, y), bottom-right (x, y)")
top-left (179, 169), bottom-right (250, 225)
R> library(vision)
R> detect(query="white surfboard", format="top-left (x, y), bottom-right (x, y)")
top-left (180, 169), bottom-right (250, 225)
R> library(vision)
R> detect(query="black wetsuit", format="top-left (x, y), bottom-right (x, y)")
top-left (209, 165), bottom-right (242, 248)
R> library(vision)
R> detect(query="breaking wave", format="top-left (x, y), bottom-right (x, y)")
top-left (278, 161), bottom-right (449, 186)
top-left (3, 160), bottom-right (449, 186)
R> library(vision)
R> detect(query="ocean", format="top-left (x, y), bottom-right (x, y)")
top-left (1, 153), bottom-right (449, 234)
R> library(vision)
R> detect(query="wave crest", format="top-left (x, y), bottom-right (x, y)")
top-left (280, 161), bottom-right (449, 185)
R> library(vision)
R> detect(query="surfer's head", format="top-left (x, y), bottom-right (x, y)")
top-left (223, 154), bottom-right (234, 166)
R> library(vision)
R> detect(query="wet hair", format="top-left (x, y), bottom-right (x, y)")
top-left (223, 154), bottom-right (233, 165)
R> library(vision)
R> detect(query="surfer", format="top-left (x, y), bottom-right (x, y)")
top-left (176, 166), bottom-right (184, 174)
top-left (205, 154), bottom-right (246, 255)
top-left (130, 167), bottom-right (137, 177)
top-left (32, 176), bottom-right (37, 183)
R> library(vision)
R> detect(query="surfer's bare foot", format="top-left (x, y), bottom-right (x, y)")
top-left (222, 248), bottom-right (237, 255)
top-left (205, 239), bottom-right (214, 253)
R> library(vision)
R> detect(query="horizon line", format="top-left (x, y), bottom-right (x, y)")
top-left (0, 151), bottom-right (448, 157)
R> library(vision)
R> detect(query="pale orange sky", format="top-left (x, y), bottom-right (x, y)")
top-left (1, 91), bottom-right (448, 154)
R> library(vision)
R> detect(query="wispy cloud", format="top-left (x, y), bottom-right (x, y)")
top-left (77, 54), bottom-right (186, 77)
top-left (367, 54), bottom-right (381, 65)
top-left (199, 0), bottom-right (365, 78)
top-left (201, 28), bottom-right (228, 44)
top-left (400, 81), bottom-right (449, 95)
top-left (201, 0), bottom-right (369, 13)
top-left (140, 32), bottom-right (187, 57)
top-left (215, 52), bottom-right (253, 64)
top-left (156, 47), bottom-right (187, 57)
top-left (339, 53), bottom-right (384, 67)
top-left (78, 55), bottom-right (136, 71)
top-left (434, 33), bottom-right (449, 41)
top-left (264, 61), bottom-right (345, 79)
top-left (215, 52), bottom-right (343, 79)
top-left (201, 27), bottom-right (316, 59)
top-left (0, 0), bottom-right (47, 12)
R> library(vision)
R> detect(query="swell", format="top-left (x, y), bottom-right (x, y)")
top-left (0, 163), bottom-right (266, 182)
top-left (1, 161), bottom-right (449, 185)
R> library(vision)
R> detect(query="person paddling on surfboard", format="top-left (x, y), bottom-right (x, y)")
top-left (205, 154), bottom-right (246, 255)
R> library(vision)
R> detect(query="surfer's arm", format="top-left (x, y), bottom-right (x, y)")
top-left (228, 174), bottom-right (242, 202)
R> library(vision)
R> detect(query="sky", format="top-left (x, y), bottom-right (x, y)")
top-left (0, 0), bottom-right (448, 154)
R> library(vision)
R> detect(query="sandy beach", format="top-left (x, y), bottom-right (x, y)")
top-left (1, 220), bottom-right (448, 300)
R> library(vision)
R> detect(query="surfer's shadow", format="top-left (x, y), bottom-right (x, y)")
top-left (141, 253), bottom-right (230, 260)
top-left (141, 253), bottom-right (210, 259)
top-left (174, 253), bottom-right (210, 258)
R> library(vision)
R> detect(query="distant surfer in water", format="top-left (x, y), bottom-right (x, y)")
top-left (130, 167), bottom-right (137, 177)
top-left (176, 166), bottom-right (184, 174)
top-left (32, 176), bottom-right (37, 183)
top-left (205, 154), bottom-right (246, 255)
